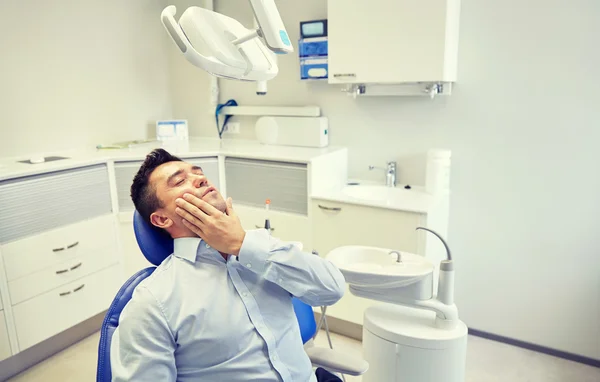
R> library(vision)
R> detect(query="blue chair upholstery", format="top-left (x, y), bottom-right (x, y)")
top-left (96, 267), bottom-right (155, 382)
top-left (97, 211), bottom-right (318, 381)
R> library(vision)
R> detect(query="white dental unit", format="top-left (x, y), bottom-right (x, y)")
top-left (160, 2), bottom-right (467, 381)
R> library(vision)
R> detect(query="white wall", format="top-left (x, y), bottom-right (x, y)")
top-left (169, 0), bottom-right (600, 359)
top-left (0, 0), bottom-right (173, 158)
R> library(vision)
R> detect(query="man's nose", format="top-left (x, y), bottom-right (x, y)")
top-left (191, 174), bottom-right (208, 188)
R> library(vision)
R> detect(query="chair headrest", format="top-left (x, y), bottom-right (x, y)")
top-left (133, 210), bottom-right (174, 266)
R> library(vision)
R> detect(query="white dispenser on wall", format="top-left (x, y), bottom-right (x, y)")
top-left (255, 116), bottom-right (329, 148)
top-left (426, 149), bottom-right (452, 195)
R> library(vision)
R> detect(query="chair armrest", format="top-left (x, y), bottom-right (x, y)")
top-left (305, 346), bottom-right (369, 376)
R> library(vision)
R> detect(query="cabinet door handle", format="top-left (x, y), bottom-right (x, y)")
top-left (255, 225), bottom-right (275, 232)
top-left (67, 241), bottom-right (79, 249)
top-left (318, 204), bottom-right (342, 212)
top-left (59, 291), bottom-right (71, 297)
top-left (55, 269), bottom-right (68, 275)
top-left (52, 247), bottom-right (65, 252)
top-left (333, 73), bottom-right (356, 78)
top-left (70, 262), bottom-right (82, 271)
top-left (73, 284), bottom-right (85, 292)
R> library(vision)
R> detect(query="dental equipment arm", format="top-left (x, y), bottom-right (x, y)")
top-left (161, 1), bottom-right (292, 82)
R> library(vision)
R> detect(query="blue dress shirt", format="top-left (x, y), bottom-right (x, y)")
top-left (110, 229), bottom-right (345, 381)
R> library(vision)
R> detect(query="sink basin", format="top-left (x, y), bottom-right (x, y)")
top-left (327, 245), bottom-right (434, 288)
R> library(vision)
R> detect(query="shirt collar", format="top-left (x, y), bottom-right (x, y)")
top-left (173, 237), bottom-right (228, 264)
top-left (173, 237), bottom-right (202, 263)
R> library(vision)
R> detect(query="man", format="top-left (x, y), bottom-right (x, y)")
top-left (110, 148), bottom-right (346, 382)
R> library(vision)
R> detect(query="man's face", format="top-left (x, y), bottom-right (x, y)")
top-left (148, 161), bottom-right (226, 235)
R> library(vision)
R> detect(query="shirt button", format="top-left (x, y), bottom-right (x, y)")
top-left (246, 263), bottom-right (252, 269)
top-left (278, 278), bottom-right (283, 283)
top-left (242, 292), bottom-right (248, 297)
top-left (206, 244), bottom-right (211, 249)
top-left (271, 355), bottom-right (278, 361)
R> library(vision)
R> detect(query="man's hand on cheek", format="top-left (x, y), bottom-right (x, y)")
top-left (175, 194), bottom-right (246, 256)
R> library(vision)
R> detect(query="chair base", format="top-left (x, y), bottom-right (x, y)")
top-left (0, 312), bottom-right (105, 381)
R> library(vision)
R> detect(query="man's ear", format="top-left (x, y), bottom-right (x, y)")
top-left (150, 211), bottom-right (173, 229)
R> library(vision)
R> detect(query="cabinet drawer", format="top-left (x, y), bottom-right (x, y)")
top-left (9, 243), bottom-right (119, 305)
top-left (114, 157), bottom-right (220, 212)
top-left (2, 214), bottom-right (116, 281)
top-left (13, 264), bottom-right (123, 351)
top-left (225, 158), bottom-right (307, 215)
top-left (0, 164), bottom-right (112, 243)
top-left (234, 204), bottom-right (312, 251)
top-left (312, 200), bottom-right (422, 256)
top-left (0, 311), bottom-right (12, 362)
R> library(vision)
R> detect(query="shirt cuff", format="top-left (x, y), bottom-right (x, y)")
top-left (237, 229), bottom-right (271, 274)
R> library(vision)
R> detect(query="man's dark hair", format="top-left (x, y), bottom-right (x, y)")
top-left (131, 148), bottom-right (182, 223)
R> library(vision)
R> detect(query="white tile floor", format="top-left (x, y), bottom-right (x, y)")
top-left (8, 330), bottom-right (600, 381)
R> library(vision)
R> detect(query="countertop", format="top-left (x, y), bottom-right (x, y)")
top-left (0, 138), bottom-right (346, 181)
top-left (0, 139), bottom-right (442, 214)
top-left (312, 182), bottom-right (441, 214)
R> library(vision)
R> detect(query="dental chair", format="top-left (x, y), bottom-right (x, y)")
top-left (96, 211), bottom-right (368, 382)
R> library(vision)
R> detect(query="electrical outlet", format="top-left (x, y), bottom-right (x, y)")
top-left (225, 122), bottom-right (240, 134)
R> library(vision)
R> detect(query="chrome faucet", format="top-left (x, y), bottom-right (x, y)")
top-left (369, 161), bottom-right (397, 187)
top-left (389, 250), bottom-right (402, 263)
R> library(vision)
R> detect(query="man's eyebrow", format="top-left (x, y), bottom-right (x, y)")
top-left (191, 165), bottom-right (203, 172)
top-left (166, 169), bottom-right (184, 185)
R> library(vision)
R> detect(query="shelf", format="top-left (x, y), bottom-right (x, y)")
top-left (219, 106), bottom-right (321, 117)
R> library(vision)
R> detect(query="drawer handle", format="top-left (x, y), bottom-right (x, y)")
top-left (59, 291), bottom-right (71, 297)
top-left (55, 269), bottom-right (68, 275)
top-left (73, 284), bottom-right (85, 292)
top-left (70, 262), bottom-right (82, 271)
top-left (52, 241), bottom-right (79, 253)
top-left (318, 204), bottom-right (342, 212)
top-left (255, 225), bottom-right (275, 232)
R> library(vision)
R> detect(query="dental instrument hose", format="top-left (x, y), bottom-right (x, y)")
top-left (214, 99), bottom-right (238, 139)
top-left (416, 227), bottom-right (454, 305)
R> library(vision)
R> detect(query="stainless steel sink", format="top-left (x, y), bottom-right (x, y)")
top-left (18, 156), bottom-right (70, 164)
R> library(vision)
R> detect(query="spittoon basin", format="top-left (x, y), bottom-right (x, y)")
top-left (326, 245), bottom-right (435, 288)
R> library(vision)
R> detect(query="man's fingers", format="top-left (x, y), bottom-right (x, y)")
top-left (225, 197), bottom-right (237, 218)
top-left (175, 205), bottom-right (205, 226)
top-left (176, 198), bottom-right (207, 222)
top-left (183, 193), bottom-right (221, 216)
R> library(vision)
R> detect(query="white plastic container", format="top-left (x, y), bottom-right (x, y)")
top-left (425, 149), bottom-right (451, 195)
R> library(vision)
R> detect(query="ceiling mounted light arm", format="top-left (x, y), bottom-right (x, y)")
top-left (161, 1), bottom-right (292, 82)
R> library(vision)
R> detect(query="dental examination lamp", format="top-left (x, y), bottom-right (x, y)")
top-left (161, 1), bottom-right (293, 83)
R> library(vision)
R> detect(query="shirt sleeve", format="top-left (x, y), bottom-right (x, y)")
top-left (237, 229), bottom-right (345, 306)
top-left (110, 285), bottom-right (177, 382)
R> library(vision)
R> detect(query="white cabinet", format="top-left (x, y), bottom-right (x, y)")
top-left (312, 199), bottom-right (425, 325)
top-left (0, 311), bottom-right (12, 362)
top-left (225, 158), bottom-right (308, 215)
top-left (0, 164), bottom-right (121, 356)
top-left (328, 0), bottom-right (461, 84)
top-left (234, 204), bottom-right (312, 251)
top-left (12, 264), bottom-right (122, 351)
